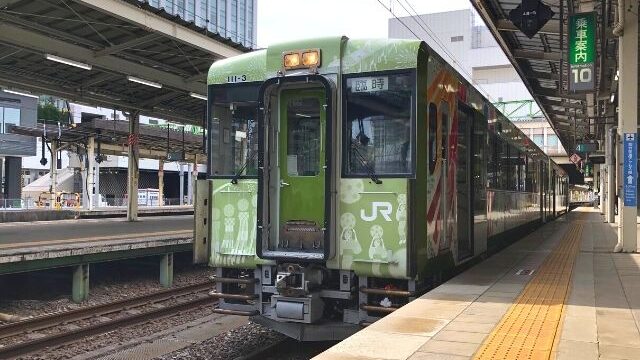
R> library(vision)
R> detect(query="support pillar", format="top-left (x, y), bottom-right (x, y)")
top-left (49, 140), bottom-right (57, 209)
top-left (179, 163), bottom-right (184, 206)
top-left (599, 164), bottom-right (605, 214)
top-left (94, 160), bottom-right (100, 207)
top-left (191, 156), bottom-right (198, 206)
top-left (127, 112), bottom-right (140, 221)
top-left (160, 253), bottom-right (174, 288)
top-left (187, 164), bottom-right (193, 205)
top-left (158, 160), bottom-right (164, 207)
top-left (72, 264), bottom-right (90, 303)
top-left (606, 125), bottom-right (616, 223)
top-left (615, 1), bottom-right (638, 252)
top-left (84, 136), bottom-right (95, 210)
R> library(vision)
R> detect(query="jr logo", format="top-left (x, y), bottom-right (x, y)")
top-left (360, 202), bottom-right (393, 222)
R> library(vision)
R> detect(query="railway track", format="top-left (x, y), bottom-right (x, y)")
top-left (0, 281), bottom-right (215, 359)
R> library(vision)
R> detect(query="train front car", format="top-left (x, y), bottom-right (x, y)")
top-left (195, 37), bottom-right (428, 341)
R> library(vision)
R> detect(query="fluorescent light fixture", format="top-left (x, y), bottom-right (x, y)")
top-left (127, 76), bottom-right (162, 88)
top-left (615, 70), bottom-right (619, 81)
top-left (189, 92), bottom-right (207, 100)
top-left (45, 54), bottom-right (92, 70)
top-left (610, 93), bottom-right (615, 103)
top-left (3, 89), bottom-right (39, 99)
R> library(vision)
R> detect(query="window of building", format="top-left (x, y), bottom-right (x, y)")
top-left (247, 0), bottom-right (253, 47)
top-left (186, 0), bottom-right (195, 21)
top-left (547, 134), bottom-right (558, 147)
top-left (344, 73), bottom-right (414, 176)
top-left (1, 107), bottom-right (20, 134)
top-left (532, 134), bottom-right (544, 148)
top-left (238, 0), bottom-right (246, 46)
top-left (219, 0), bottom-right (227, 36)
top-left (450, 35), bottom-right (464, 42)
top-left (208, 0), bottom-right (217, 33)
top-left (230, 0), bottom-right (238, 42)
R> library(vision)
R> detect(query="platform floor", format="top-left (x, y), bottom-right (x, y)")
top-left (0, 215), bottom-right (192, 247)
top-left (315, 208), bottom-right (640, 360)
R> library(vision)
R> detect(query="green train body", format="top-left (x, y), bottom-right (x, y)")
top-left (194, 36), bottom-right (568, 341)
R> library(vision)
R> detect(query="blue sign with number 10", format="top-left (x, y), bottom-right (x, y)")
top-left (623, 133), bottom-right (637, 207)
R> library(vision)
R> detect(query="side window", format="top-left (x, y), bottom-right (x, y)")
top-left (344, 73), bottom-right (414, 176)
top-left (428, 103), bottom-right (437, 174)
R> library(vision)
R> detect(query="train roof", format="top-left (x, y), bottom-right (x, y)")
top-left (207, 37), bottom-right (421, 85)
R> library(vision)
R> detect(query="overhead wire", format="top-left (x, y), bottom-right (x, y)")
top-left (377, 0), bottom-right (497, 102)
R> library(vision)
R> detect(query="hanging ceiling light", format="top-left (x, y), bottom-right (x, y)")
top-left (45, 54), bottom-right (92, 70)
top-left (127, 76), bottom-right (162, 89)
top-left (189, 92), bottom-right (207, 100)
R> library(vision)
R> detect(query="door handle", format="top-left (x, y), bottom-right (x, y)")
top-left (280, 180), bottom-right (290, 187)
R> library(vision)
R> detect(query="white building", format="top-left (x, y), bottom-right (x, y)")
top-left (388, 9), bottom-right (565, 156)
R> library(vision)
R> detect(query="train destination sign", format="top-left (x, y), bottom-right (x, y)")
top-left (351, 76), bottom-right (389, 93)
top-left (569, 12), bottom-right (596, 92)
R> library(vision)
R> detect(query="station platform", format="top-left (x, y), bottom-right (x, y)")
top-left (0, 215), bottom-right (193, 275)
top-left (0, 205), bottom-right (194, 223)
top-left (315, 208), bottom-right (640, 360)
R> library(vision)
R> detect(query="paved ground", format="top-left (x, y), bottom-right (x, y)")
top-left (315, 208), bottom-right (640, 360)
top-left (0, 215), bottom-right (192, 246)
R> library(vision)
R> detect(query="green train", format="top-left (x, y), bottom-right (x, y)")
top-left (194, 36), bottom-right (569, 341)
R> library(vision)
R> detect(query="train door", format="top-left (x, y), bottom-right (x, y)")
top-left (278, 90), bottom-right (326, 249)
top-left (456, 104), bottom-right (473, 260)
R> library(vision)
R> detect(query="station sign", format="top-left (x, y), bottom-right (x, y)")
top-left (167, 150), bottom-right (185, 162)
top-left (623, 133), bottom-right (637, 206)
top-left (575, 142), bottom-right (597, 153)
top-left (568, 12), bottom-right (596, 92)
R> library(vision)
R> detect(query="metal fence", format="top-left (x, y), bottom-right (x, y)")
top-left (0, 198), bottom-right (36, 210)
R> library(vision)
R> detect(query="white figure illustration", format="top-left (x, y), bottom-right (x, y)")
top-left (340, 179), bottom-right (364, 204)
top-left (368, 225), bottom-right (388, 261)
top-left (236, 199), bottom-right (250, 254)
top-left (340, 213), bottom-right (362, 255)
top-left (212, 207), bottom-right (221, 242)
top-left (396, 194), bottom-right (407, 245)
top-left (221, 204), bottom-right (236, 253)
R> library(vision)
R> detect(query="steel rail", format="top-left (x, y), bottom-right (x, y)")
top-left (0, 295), bottom-right (215, 359)
top-left (0, 281), bottom-right (213, 340)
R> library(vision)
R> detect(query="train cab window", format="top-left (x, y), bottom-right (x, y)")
top-left (210, 103), bottom-right (258, 177)
top-left (428, 103), bottom-right (437, 174)
top-left (286, 97), bottom-right (321, 176)
top-left (344, 72), bottom-right (414, 176)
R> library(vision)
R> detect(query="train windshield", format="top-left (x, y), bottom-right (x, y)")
top-left (208, 84), bottom-right (260, 178)
top-left (343, 72), bottom-right (414, 177)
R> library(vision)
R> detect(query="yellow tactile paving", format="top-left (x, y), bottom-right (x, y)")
top-left (473, 220), bottom-right (584, 360)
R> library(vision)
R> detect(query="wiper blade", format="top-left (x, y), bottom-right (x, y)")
top-left (230, 150), bottom-right (257, 184)
top-left (351, 144), bottom-right (382, 184)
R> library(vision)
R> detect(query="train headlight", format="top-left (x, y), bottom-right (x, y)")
top-left (302, 50), bottom-right (320, 67)
top-left (283, 52), bottom-right (301, 68)
top-left (283, 49), bottom-right (321, 70)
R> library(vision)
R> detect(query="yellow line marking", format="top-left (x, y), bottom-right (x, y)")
top-left (473, 219), bottom-right (583, 360)
top-left (0, 230), bottom-right (192, 250)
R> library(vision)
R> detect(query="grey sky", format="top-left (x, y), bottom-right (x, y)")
top-left (257, 0), bottom-right (474, 47)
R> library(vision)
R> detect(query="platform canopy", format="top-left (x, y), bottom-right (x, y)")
top-left (0, 0), bottom-right (249, 125)
top-left (11, 118), bottom-right (206, 162)
top-left (472, 0), bottom-right (618, 154)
